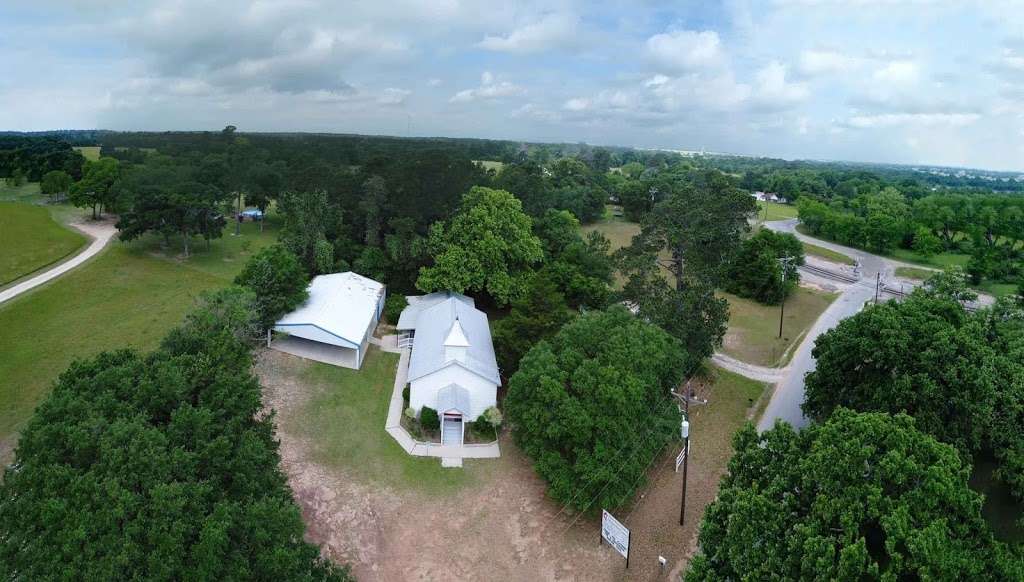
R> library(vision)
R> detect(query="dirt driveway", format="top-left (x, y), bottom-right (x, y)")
top-left (258, 350), bottom-right (747, 581)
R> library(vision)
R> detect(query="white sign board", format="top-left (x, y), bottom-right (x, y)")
top-left (601, 510), bottom-right (630, 560)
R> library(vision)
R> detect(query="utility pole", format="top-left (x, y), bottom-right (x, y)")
top-left (875, 272), bottom-right (881, 304)
top-left (778, 256), bottom-right (794, 339)
top-left (235, 191), bottom-right (242, 236)
top-left (679, 415), bottom-right (690, 526)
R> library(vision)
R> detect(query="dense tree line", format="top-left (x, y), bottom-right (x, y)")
top-left (0, 136), bottom-right (85, 182)
top-left (0, 287), bottom-right (350, 580)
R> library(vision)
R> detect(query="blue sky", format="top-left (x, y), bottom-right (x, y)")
top-left (2, 0), bottom-right (1024, 170)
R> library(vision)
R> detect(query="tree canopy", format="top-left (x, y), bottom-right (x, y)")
top-left (803, 289), bottom-right (1024, 499)
top-left (724, 229), bottom-right (804, 305)
top-left (504, 306), bottom-right (686, 511)
top-left (417, 186), bottom-right (543, 306)
top-left (688, 409), bottom-right (1022, 581)
top-left (234, 244), bottom-right (310, 330)
top-left (0, 287), bottom-right (350, 581)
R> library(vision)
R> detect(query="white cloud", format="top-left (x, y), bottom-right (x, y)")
top-left (872, 60), bottom-right (920, 84)
top-left (798, 49), bottom-right (863, 76)
top-left (563, 97), bottom-right (590, 111)
top-left (645, 29), bottom-right (723, 74)
top-left (751, 61), bottom-right (809, 109)
top-left (478, 13), bottom-right (579, 54)
top-left (427, 78), bottom-right (443, 87)
top-left (377, 87), bottom-right (410, 104)
top-left (842, 112), bottom-right (980, 128)
top-left (450, 71), bottom-right (524, 103)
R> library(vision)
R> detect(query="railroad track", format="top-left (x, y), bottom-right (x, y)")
top-left (799, 263), bottom-right (860, 284)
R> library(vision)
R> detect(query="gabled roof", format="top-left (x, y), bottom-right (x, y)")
top-left (405, 293), bottom-right (500, 385)
top-left (395, 291), bottom-right (474, 330)
top-left (444, 319), bottom-right (470, 347)
top-left (275, 272), bottom-right (384, 345)
top-left (437, 384), bottom-right (471, 415)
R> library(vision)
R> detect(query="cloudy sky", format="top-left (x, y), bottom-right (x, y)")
top-left (3, 0), bottom-right (1024, 170)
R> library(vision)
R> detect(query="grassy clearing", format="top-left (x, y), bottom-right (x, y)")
top-left (73, 146), bottom-right (102, 161)
top-left (473, 160), bottom-right (505, 172)
top-left (0, 218), bottom-right (278, 459)
top-left (895, 266), bottom-right (936, 280)
top-left (803, 242), bottom-right (855, 266)
top-left (756, 201), bottom-right (798, 221)
top-left (290, 348), bottom-right (481, 495)
top-left (887, 247), bottom-right (970, 269)
top-left (0, 202), bottom-right (87, 286)
top-left (581, 214), bottom-right (639, 251)
top-left (720, 287), bottom-right (838, 368)
top-left (0, 181), bottom-right (42, 203)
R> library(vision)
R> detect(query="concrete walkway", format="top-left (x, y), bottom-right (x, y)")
top-left (0, 217), bottom-right (117, 306)
top-left (382, 338), bottom-right (500, 467)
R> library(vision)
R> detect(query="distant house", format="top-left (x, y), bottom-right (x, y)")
top-left (752, 191), bottom-right (768, 202)
top-left (272, 272), bottom-right (385, 369)
top-left (754, 191), bottom-right (788, 204)
top-left (396, 291), bottom-right (499, 446)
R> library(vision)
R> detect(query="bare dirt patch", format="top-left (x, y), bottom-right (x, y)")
top-left (258, 350), bottom-right (765, 581)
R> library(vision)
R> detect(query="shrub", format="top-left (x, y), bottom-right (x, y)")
top-left (384, 294), bottom-right (408, 325)
top-left (419, 406), bottom-right (439, 431)
top-left (402, 385), bottom-right (410, 403)
top-left (481, 406), bottom-right (503, 429)
top-left (404, 406), bottom-right (416, 421)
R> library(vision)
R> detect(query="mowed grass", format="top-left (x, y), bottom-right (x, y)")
top-left (803, 242), bottom-right (855, 266)
top-left (473, 160), bottom-right (505, 172)
top-left (0, 218), bottom-right (278, 459)
top-left (720, 287), bottom-right (838, 368)
top-left (756, 201), bottom-right (798, 221)
top-left (73, 146), bottom-right (102, 161)
top-left (581, 214), bottom-right (639, 251)
top-left (690, 367), bottom-right (768, 472)
top-left (0, 181), bottom-right (42, 203)
top-left (0, 202), bottom-right (87, 286)
top-left (290, 348), bottom-right (482, 494)
top-left (895, 266), bottom-right (936, 280)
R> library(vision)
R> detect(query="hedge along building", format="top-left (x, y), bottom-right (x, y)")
top-left (397, 291), bottom-right (499, 446)
top-left (272, 272), bottom-right (385, 369)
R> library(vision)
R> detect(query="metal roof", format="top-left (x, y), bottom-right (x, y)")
top-left (437, 384), bottom-right (472, 415)
top-left (275, 272), bottom-right (384, 345)
top-left (405, 293), bottom-right (500, 385)
top-left (395, 291), bottom-right (474, 330)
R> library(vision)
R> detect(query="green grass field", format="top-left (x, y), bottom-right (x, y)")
top-left (0, 202), bottom-right (87, 286)
top-left (473, 160), bottom-right (505, 172)
top-left (803, 242), bottom-right (855, 266)
top-left (720, 287), bottom-right (838, 368)
top-left (290, 348), bottom-right (482, 494)
top-left (756, 201), bottom-right (798, 221)
top-left (0, 218), bottom-right (278, 461)
top-left (73, 146), bottom-right (102, 161)
top-left (894, 266), bottom-right (936, 280)
top-left (0, 181), bottom-right (42, 203)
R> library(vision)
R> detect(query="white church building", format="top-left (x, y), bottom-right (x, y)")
top-left (396, 291), bottom-right (499, 445)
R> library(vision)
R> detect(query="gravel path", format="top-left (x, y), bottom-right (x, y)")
top-left (0, 217), bottom-right (117, 306)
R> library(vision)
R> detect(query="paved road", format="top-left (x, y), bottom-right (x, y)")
top-left (752, 219), bottom-right (889, 431)
top-left (0, 218), bottom-right (117, 306)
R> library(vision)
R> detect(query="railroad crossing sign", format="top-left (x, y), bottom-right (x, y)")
top-left (675, 441), bottom-right (691, 472)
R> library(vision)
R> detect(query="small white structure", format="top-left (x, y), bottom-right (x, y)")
top-left (273, 272), bottom-right (385, 369)
top-left (397, 291), bottom-right (499, 446)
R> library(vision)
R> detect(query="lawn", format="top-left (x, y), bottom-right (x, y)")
top-left (720, 286), bottom-right (838, 368)
top-left (756, 201), bottom-right (798, 221)
top-left (803, 242), bottom-right (855, 266)
top-left (0, 181), bottom-right (42, 203)
top-left (0, 202), bottom-right (87, 286)
top-left (473, 160), bottom-right (505, 172)
top-left (895, 266), bottom-right (936, 280)
top-left (0, 218), bottom-right (278, 462)
top-left (581, 214), bottom-right (639, 251)
top-left (73, 146), bottom-right (102, 161)
top-left (289, 348), bottom-right (482, 495)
